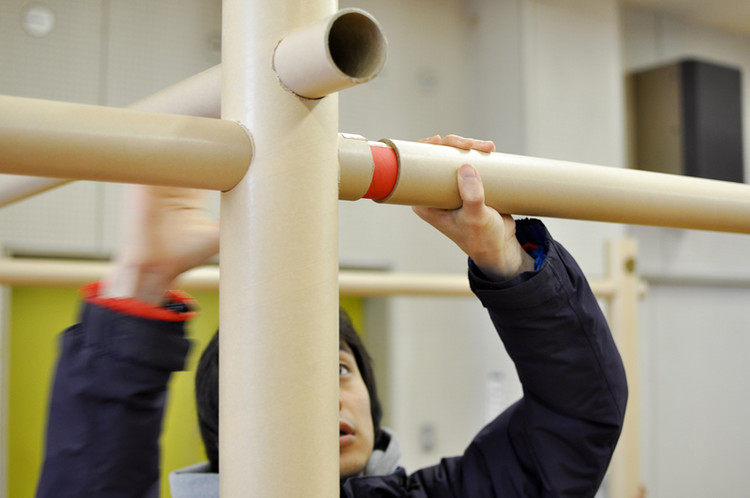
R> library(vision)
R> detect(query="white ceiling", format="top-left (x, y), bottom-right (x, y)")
top-left (622, 0), bottom-right (750, 36)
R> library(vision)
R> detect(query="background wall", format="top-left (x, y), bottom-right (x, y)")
top-left (623, 7), bottom-right (750, 497)
top-left (1, 0), bottom-right (749, 497)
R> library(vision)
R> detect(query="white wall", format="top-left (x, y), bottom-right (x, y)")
top-left (623, 7), bottom-right (750, 497)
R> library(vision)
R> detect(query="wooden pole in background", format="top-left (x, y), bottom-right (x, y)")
top-left (607, 239), bottom-right (644, 498)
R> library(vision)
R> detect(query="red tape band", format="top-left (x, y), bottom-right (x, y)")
top-left (364, 145), bottom-right (398, 200)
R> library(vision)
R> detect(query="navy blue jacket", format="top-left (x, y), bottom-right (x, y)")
top-left (37, 221), bottom-right (627, 497)
top-left (343, 221), bottom-right (627, 497)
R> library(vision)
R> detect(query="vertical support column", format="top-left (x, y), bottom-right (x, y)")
top-left (220, 0), bottom-right (339, 496)
top-left (607, 238), bottom-right (643, 498)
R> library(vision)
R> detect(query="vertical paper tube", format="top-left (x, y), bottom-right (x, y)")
top-left (220, 0), bottom-right (340, 496)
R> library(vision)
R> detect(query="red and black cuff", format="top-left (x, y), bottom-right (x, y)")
top-left (80, 282), bottom-right (196, 322)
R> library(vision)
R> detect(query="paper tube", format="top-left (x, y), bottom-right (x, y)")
top-left (0, 95), bottom-right (252, 190)
top-left (0, 257), bottom-right (628, 298)
top-left (368, 139), bottom-right (750, 234)
top-left (0, 175), bottom-right (70, 206)
top-left (273, 8), bottom-right (387, 99)
top-left (128, 64), bottom-right (222, 117)
top-left (338, 133), bottom-right (375, 200)
top-left (0, 65), bottom-right (223, 206)
top-left (219, 0), bottom-right (340, 495)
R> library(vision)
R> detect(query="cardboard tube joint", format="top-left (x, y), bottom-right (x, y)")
top-left (364, 143), bottom-right (398, 200)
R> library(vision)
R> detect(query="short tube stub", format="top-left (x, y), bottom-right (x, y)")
top-left (274, 8), bottom-right (387, 99)
top-left (338, 134), bottom-right (399, 201)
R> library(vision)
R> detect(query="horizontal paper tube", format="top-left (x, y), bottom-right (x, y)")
top-left (0, 258), bottom-right (623, 297)
top-left (0, 94), bottom-right (251, 190)
top-left (0, 66), bottom-right (225, 206)
top-left (4, 116), bottom-right (749, 234)
top-left (338, 136), bottom-right (750, 234)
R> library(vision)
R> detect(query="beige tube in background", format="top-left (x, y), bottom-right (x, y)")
top-left (127, 64), bottom-right (222, 116)
top-left (0, 175), bottom-right (70, 206)
top-left (273, 9), bottom-right (387, 99)
top-left (338, 137), bottom-right (750, 234)
top-left (0, 258), bottom-right (628, 298)
top-left (219, 0), bottom-right (340, 495)
top-left (0, 95), bottom-right (252, 191)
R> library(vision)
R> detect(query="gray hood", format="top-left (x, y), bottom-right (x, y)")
top-left (363, 427), bottom-right (401, 477)
top-left (169, 427), bottom-right (402, 498)
top-left (169, 462), bottom-right (219, 498)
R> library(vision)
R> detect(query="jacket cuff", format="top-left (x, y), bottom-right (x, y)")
top-left (468, 220), bottom-right (567, 310)
top-left (80, 282), bottom-right (196, 322)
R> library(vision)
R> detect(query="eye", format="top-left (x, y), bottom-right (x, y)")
top-left (339, 362), bottom-right (351, 376)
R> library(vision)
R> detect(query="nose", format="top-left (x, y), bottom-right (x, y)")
top-left (339, 399), bottom-right (343, 412)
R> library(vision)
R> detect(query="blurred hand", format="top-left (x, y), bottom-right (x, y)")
top-left (102, 186), bottom-right (219, 303)
top-left (412, 135), bottom-right (534, 280)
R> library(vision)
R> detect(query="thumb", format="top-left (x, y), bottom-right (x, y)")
top-left (457, 163), bottom-right (485, 211)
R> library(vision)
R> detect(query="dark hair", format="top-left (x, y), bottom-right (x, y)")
top-left (195, 308), bottom-right (382, 473)
top-left (195, 332), bottom-right (219, 472)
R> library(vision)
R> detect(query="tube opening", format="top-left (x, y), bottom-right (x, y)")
top-left (328, 11), bottom-right (386, 81)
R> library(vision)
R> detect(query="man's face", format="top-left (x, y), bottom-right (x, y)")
top-left (339, 343), bottom-right (375, 479)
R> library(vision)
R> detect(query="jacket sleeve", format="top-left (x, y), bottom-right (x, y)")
top-left (359, 220), bottom-right (627, 498)
top-left (36, 295), bottom-right (192, 498)
top-left (443, 219), bottom-right (628, 497)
